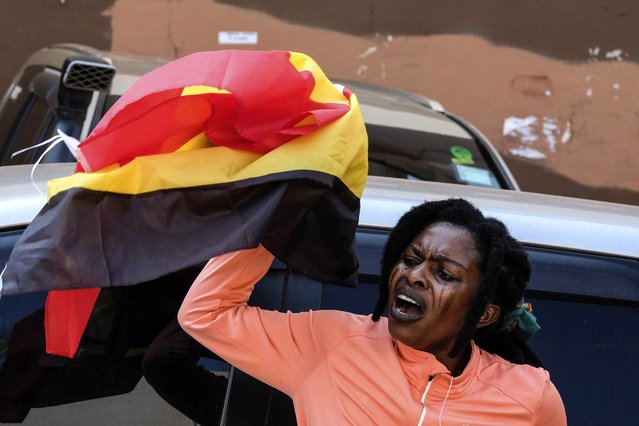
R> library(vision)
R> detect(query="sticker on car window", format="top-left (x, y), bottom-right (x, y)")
top-left (450, 145), bottom-right (475, 164)
top-left (453, 164), bottom-right (498, 187)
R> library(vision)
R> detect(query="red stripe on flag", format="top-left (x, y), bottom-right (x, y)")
top-left (78, 94), bottom-right (214, 172)
top-left (44, 288), bottom-right (101, 358)
top-left (76, 50), bottom-right (348, 172)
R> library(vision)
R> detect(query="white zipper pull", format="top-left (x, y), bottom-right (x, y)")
top-left (438, 376), bottom-right (454, 426)
top-left (417, 375), bottom-right (436, 426)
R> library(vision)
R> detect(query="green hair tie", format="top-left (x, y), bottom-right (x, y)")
top-left (500, 297), bottom-right (541, 340)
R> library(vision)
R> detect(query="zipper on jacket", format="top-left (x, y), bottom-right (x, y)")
top-left (416, 375), bottom-right (436, 426)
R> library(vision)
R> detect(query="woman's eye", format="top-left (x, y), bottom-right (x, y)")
top-left (402, 256), bottom-right (420, 266)
top-left (436, 268), bottom-right (455, 282)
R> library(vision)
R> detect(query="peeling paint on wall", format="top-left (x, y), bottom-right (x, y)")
top-left (101, 0), bottom-right (639, 194)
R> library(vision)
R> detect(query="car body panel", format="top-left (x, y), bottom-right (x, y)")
top-left (360, 176), bottom-right (639, 258)
top-left (2, 163), bottom-right (637, 259)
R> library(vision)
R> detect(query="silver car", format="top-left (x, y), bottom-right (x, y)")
top-left (0, 163), bottom-right (638, 425)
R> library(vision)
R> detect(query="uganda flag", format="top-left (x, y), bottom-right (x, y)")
top-left (0, 50), bottom-right (368, 357)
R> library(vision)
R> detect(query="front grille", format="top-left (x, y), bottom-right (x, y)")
top-left (62, 60), bottom-right (116, 91)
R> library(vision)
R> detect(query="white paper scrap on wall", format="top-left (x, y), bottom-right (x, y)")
top-left (218, 31), bottom-right (258, 45)
top-left (508, 146), bottom-right (547, 159)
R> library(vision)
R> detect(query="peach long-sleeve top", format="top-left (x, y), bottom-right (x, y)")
top-left (178, 245), bottom-right (567, 425)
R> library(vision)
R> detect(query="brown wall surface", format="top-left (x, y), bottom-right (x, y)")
top-left (0, 0), bottom-right (113, 91)
top-left (2, 0), bottom-right (638, 204)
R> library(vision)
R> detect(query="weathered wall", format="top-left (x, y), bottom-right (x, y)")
top-left (3, 0), bottom-right (638, 204)
top-left (0, 0), bottom-right (113, 91)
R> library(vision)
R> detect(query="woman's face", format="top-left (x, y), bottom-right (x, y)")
top-left (387, 222), bottom-right (483, 354)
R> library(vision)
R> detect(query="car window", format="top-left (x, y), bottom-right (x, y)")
top-left (527, 297), bottom-right (638, 425)
top-left (367, 124), bottom-right (501, 188)
top-left (526, 246), bottom-right (639, 303)
top-left (0, 227), bottom-right (215, 423)
top-left (0, 67), bottom-right (60, 165)
top-left (524, 247), bottom-right (639, 425)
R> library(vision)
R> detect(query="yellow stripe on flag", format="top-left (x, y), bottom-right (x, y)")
top-left (48, 93), bottom-right (367, 198)
top-left (288, 52), bottom-right (350, 106)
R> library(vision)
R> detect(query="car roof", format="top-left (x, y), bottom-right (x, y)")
top-left (1, 163), bottom-right (637, 259)
top-left (360, 176), bottom-right (639, 259)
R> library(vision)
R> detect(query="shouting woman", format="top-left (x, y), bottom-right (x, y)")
top-left (178, 198), bottom-right (566, 425)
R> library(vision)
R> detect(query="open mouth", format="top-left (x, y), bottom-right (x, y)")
top-left (389, 287), bottom-right (425, 323)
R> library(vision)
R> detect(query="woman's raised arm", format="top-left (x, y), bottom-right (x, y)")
top-left (177, 244), bottom-right (350, 395)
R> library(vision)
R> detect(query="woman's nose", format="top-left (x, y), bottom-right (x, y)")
top-left (407, 265), bottom-right (428, 289)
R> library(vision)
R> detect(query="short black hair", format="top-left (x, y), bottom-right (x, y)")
top-left (372, 198), bottom-right (543, 367)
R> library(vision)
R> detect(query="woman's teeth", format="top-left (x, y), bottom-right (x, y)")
top-left (391, 291), bottom-right (425, 322)
top-left (397, 294), bottom-right (420, 307)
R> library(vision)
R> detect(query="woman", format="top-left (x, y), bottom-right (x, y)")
top-left (178, 198), bottom-right (567, 425)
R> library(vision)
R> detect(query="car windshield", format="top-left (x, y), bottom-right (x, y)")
top-left (367, 123), bottom-right (501, 188)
